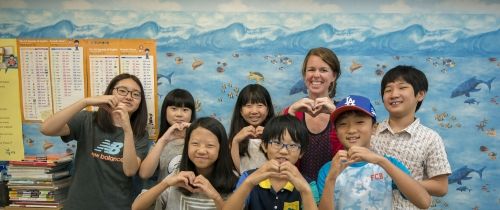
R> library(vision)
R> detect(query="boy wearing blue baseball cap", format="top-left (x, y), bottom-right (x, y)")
top-left (316, 95), bottom-right (431, 210)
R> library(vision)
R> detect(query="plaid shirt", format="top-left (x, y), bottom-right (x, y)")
top-left (372, 119), bottom-right (451, 210)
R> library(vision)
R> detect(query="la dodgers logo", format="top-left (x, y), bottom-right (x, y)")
top-left (345, 96), bottom-right (356, 106)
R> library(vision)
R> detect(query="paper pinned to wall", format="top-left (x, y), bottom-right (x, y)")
top-left (0, 38), bottom-right (24, 161)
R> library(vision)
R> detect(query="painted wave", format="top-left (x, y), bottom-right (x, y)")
top-left (6, 20), bottom-right (500, 55)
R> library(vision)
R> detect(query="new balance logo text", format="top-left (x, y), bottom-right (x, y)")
top-left (94, 139), bottom-right (123, 155)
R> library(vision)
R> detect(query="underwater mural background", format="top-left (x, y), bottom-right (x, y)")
top-left (1, 0), bottom-right (499, 209)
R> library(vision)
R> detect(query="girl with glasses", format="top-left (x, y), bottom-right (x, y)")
top-left (40, 73), bottom-right (149, 210)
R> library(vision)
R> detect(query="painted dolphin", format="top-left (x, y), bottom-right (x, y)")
top-left (448, 165), bottom-right (486, 185)
top-left (289, 79), bottom-right (307, 95)
top-left (451, 76), bottom-right (495, 98)
top-left (157, 71), bottom-right (174, 85)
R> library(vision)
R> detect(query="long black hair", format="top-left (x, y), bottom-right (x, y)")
top-left (95, 73), bottom-right (147, 138)
top-left (228, 84), bottom-right (275, 157)
top-left (158, 89), bottom-right (196, 139)
top-left (179, 117), bottom-right (238, 195)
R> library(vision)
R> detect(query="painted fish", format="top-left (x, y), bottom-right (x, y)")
top-left (349, 60), bottom-right (362, 72)
top-left (486, 128), bottom-right (496, 137)
top-left (488, 152), bottom-right (496, 160)
top-left (43, 140), bottom-right (54, 151)
top-left (280, 57), bottom-right (292, 65)
top-left (464, 98), bottom-right (479, 105)
top-left (456, 186), bottom-right (471, 192)
top-left (480, 145), bottom-right (488, 152)
top-left (192, 59), bottom-right (204, 70)
top-left (175, 57), bottom-right (183, 64)
top-left (26, 138), bottom-right (34, 147)
top-left (451, 76), bottom-right (495, 98)
top-left (248, 71), bottom-right (264, 83)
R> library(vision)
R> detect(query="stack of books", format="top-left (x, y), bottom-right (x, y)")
top-left (6, 154), bottom-right (73, 209)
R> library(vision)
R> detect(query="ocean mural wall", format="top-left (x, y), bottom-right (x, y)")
top-left (1, 1), bottom-right (499, 209)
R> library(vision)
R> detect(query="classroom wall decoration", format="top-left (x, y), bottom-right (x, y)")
top-left (0, 1), bottom-right (499, 209)
top-left (0, 39), bottom-right (24, 160)
top-left (15, 39), bottom-right (158, 138)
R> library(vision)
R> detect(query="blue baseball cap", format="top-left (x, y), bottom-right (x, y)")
top-left (332, 95), bottom-right (376, 122)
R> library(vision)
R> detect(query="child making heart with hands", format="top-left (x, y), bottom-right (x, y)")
top-left (132, 117), bottom-right (238, 210)
top-left (139, 89), bottom-right (196, 181)
top-left (40, 73), bottom-right (149, 210)
top-left (229, 84), bottom-right (275, 173)
top-left (317, 95), bottom-right (431, 210)
top-left (223, 115), bottom-right (318, 210)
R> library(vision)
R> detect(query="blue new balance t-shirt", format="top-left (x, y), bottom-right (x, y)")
top-left (317, 156), bottom-right (410, 209)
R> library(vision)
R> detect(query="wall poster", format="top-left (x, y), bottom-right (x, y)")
top-left (17, 39), bottom-right (158, 138)
top-left (0, 38), bottom-right (24, 160)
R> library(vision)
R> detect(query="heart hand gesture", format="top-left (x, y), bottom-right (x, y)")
top-left (164, 171), bottom-right (197, 192)
top-left (233, 125), bottom-right (264, 143)
top-left (158, 122), bottom-right (190, 144)
top-left (289, 97), bottom-right (336, 117)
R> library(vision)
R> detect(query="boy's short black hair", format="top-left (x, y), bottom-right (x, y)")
top-left (380, 65), bottom-right (428, 112)
top-left (261, 115), bottom-right (309, 154)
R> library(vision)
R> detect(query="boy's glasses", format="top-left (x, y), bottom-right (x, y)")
top-left (114, 86), bottom-right (142, 100)
top-left (268, 140), bottom-right (301, 152)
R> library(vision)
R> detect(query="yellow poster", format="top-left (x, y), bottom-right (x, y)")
top-left (0, 39), bottom-right (24, 160)
top-left (16, 38), bottom-right (158, 139)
